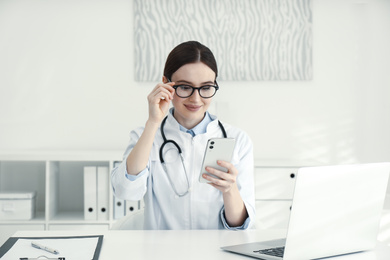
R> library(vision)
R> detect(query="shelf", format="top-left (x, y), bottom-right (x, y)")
top-left (0, 211), bottom-right (46, 224)
top-left (50, 211), bottom-right (85, 221)
top-left (47, 160), bottom-right (111, 221)
top-left (0, 152), bottom-right (121, 245)
top-left (0, 161), bottom-right (46, 218)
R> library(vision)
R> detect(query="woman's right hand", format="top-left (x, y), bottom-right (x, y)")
top-left (147, 82), bottom-right (175, 125)
top-left (127, 82), bottom-right (175, 175)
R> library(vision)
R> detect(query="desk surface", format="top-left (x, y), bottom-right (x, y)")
top-left (9, 229), bottom-right (390, 260)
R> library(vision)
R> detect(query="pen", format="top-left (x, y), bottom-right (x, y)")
top-left (31, 241), bottom-right (60, 254)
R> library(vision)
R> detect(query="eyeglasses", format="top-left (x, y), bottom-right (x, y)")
top-left (170, 81), bottom-right (219, 99)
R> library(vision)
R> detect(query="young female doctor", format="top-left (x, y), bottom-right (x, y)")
top-left (111, 41), bottom-right (255, 230)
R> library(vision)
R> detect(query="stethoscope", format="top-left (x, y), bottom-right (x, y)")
top-left (159, 115), bottom-right (227, 197)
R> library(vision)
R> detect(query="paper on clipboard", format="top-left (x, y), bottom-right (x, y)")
top-left (0, 237), bottom-right (99, 260)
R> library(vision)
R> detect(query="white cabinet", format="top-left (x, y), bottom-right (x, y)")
top-left (0, 151), bottom-right (125, 245)
top-left (255, 200), bottom-right (292, 229)
top-left (254, 164), bottom-right (390, 236)
top-left (254, 166), bottom-right (298, 229)
top-left (255, 167), bottom-right (297, 200)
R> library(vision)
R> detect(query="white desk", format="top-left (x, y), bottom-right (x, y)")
top-left (8, 229), bottom-right (390, 260)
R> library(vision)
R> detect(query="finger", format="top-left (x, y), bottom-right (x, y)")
top-left (150, 89), bottom-right (170, 100)
top-left (216, 160), bottom-right (232, 170)
top-left (156, 91), bottom-right (172, 101)
top-left (165, 82), bottom-right (175, 96)
top-left (203, 173), bottom-right (227, 187)
top-left (151, 82), bottom-right (175, 94)
top-left (148, 92), bottom-right (169, 104)
top-left (160, 81), bottom-right (175, 91)
top-left (161, 83), bottom-right (175, 97)
top-left (205, 165), bottom-right (231, 177)
top-left (203, 168), bottom-right (234, 183)
top-left (150, 85), bottom-right (174, 101)
top-left (216, 160), bottom-right (238, 176)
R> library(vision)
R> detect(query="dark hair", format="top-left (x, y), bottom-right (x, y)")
top-left (163, 41), bottom-right (218, 81)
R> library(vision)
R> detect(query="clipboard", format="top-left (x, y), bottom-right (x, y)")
top-left (0, 235), bottom-right (103, 260)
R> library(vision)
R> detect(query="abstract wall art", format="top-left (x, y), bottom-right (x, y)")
top-left (134, 0), bottom-right (312, 81)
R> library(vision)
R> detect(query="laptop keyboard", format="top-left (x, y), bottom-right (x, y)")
top-left (254, 246), bottom-right (285, 257)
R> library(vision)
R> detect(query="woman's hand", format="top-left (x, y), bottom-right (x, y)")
top-left (126, 81), bottom-right (175, 175)
top-left (147, 82), bottom-right (175, 125)
top-left (202, 160), bottom-right (239, 194)
top-left (203, 161), bottom-right (248, 227)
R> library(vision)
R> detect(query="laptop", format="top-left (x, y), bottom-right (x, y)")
top-left (221, 162), bottom-right (390, 260)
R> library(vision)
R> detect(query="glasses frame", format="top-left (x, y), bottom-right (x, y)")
top-left (168, 79), bottom-right (219, 99)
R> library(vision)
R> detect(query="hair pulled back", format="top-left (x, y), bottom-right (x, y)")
top-left (163, 41), bottom-right (218, 81)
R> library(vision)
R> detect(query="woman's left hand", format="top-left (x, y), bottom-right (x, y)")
top-left (202, 160), bottom-right (238, 193)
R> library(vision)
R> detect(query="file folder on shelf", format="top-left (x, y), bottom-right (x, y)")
top-left (97, 166), bottom-right (109, 221)
top-left (125, 200), bottom-right (139, 215)
top-left (113, 196), bottom-right (125, 220)
top-left (112, 161), bottom-right (125, 220)
top-left (84, 166), bottom-right (97, 220)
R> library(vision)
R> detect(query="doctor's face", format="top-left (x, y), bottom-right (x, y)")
top-left (169, 62), bottom-right (216, 129)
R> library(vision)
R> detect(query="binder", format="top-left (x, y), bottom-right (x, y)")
top-left (112, 161), bottom-right (125, 220)
top-left (125, 200), bottom-right (139, 215)
top-left (97, 166), bottom-right (109, 221)
top-left (113, 196), bottom-right (125, 220)
top-left (84, 166), bottom-right (97, 220)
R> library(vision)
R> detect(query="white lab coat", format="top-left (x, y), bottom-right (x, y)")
top-left (111, 112), bottom-right (255, 230)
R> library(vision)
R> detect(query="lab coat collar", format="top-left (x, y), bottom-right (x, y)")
top-left (166, 108), bottom-right (220, 136)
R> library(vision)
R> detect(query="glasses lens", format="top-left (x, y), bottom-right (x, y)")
top-left (199, 86), bottom-right (217, 98)
top-left (175, 85), bottom-right (193, 98)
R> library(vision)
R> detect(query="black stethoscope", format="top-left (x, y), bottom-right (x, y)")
top-left (159, 115), bottom-right (227, 197)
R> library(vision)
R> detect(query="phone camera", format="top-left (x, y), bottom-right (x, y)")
top-left (209, 146), bottom-right (214, 149)
top-left (210, 141), bottom-right (215, 145)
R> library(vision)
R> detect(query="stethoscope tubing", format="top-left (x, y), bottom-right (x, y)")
top-left (159, 115), bottom-right (227, 197)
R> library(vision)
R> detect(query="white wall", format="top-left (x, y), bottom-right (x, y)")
top-left (0, 0), bottom-right (389, 165)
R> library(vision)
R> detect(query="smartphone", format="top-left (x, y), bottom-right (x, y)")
top-left (199, 138), bottom-right (236, 183)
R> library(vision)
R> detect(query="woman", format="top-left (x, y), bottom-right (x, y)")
top-left (111, 41), bottom-right (255, 229)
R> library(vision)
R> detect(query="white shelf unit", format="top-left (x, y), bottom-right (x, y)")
top-left (0, 151), bottom-right (123, 244)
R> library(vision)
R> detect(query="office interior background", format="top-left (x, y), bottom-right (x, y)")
top-left (1, 0), bottom-right (389, 165)
top-left (0, 0), bottom-right (390, 249)
top-left (0, 0), bottom-right (389, 165)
